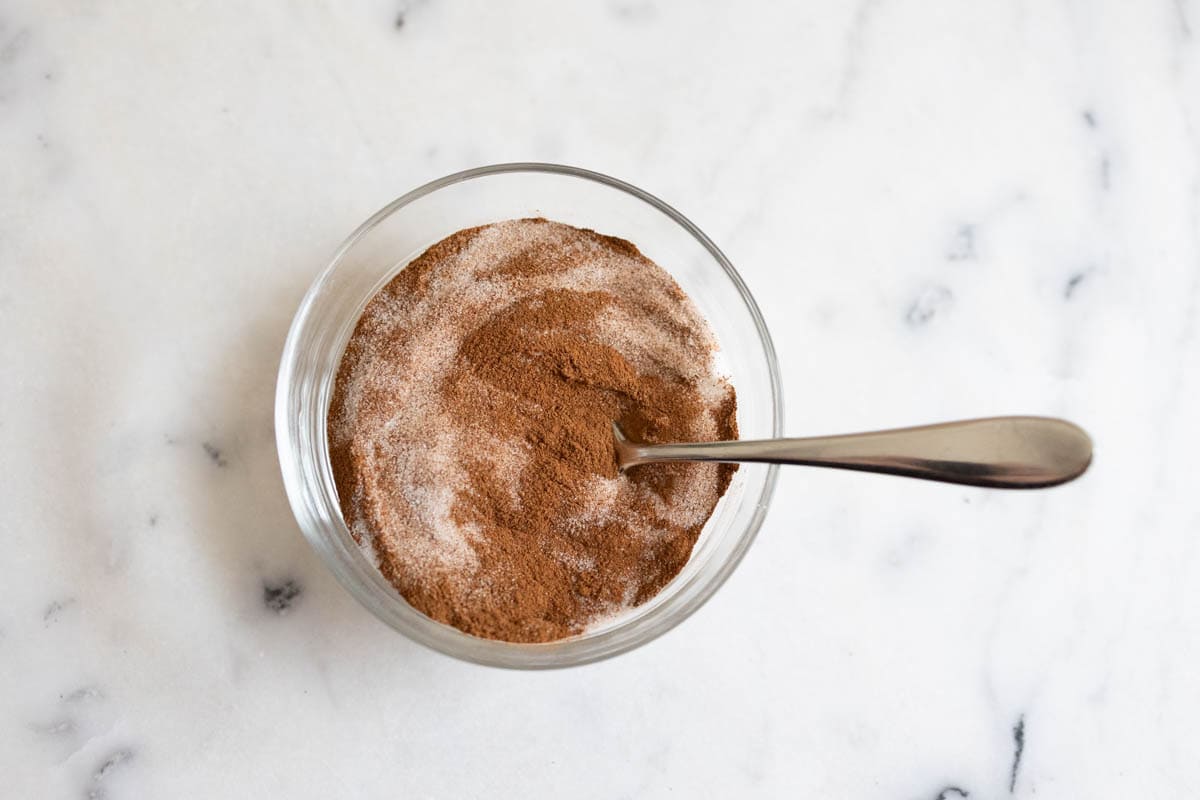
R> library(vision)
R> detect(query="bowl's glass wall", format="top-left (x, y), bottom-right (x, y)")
top-left (276, 164), bottom-right (781, 668)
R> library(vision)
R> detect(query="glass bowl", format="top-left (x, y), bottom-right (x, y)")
top-left (275, 163), bottom-right (782, 668)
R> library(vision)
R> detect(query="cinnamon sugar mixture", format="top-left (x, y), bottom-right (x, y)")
top-left (328, 218), bottom-right (737, 643)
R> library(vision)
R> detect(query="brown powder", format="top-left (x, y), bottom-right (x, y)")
top-left (328, 218), bottom-right (737, 643)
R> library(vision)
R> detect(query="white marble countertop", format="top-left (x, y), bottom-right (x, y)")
top-left (4, 1), bottom-right (1198, 797)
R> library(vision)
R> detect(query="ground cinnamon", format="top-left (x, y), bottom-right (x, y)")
top-left (328, 218), bottom-right (737, 643)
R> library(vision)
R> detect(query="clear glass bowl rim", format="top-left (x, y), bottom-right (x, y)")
top-left (275, 162), bottom-right (783, 668)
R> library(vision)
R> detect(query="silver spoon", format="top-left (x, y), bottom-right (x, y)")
top-left (612, 416), bottom-right (1092, 489)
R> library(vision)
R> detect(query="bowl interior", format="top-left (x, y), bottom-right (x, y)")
top-left (276, 164), bottom-right (781, 668)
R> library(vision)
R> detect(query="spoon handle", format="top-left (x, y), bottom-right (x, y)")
top-left (618, 416), bottom-right (1093, 489)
